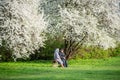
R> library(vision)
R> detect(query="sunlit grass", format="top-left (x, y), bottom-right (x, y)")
top-left (0, 57), bottom-right (120, 80)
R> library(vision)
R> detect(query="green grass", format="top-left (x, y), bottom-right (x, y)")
top-left (0, 57), bottom-right (120, 80)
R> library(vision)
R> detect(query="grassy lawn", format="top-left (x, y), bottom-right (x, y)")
top-left (0, 57), bottom-right (120, 80)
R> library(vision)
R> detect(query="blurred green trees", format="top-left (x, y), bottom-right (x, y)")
top-left (73, 44), bottom-right (120, 59)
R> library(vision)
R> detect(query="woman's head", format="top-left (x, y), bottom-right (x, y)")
top-left (55, 48), bottom-right (59, 53)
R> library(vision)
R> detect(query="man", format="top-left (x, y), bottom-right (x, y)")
top-left (59, 48), bottom-right (68, 67)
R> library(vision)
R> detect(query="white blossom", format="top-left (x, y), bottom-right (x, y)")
top-left (43, 0), bottom-right (120, 49)
top-left (0, 0), bottom-right (47, 58)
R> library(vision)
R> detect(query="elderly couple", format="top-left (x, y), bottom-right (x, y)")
top-left (54, 48), bottom-right (68, 68)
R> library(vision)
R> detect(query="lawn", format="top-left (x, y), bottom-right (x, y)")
top-left (0, 57), bottom-right (120, 80)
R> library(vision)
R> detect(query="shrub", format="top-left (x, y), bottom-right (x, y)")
top-left (73, 45), bottom-right (119, 59)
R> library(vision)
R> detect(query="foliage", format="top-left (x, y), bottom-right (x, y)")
top-left (0, 0), bottom-right (120, 61)
top-left (0, 40), bottom-right (13, 61)
top-left (41, 0), bottom-right (120, 59)
top-left (73, 44), bottom-right (120, 59)
top-left (30, 36), bottom-right (64, 60)
top-left (74, 46), bottom-right (109, 59)
top-left (110, 44), bottom-right (120, 57)
top-left (0, 0), bottom-right (47, 59)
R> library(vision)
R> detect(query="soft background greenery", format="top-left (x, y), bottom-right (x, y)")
top-left (31, 42), bottom-right (120, 60)
top-left (0, 36), bottom-right (120, 61)
top-left (0, 57), bottom-right (120, 80)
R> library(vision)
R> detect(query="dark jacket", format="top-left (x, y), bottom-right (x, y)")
top-left (59, 52), bottom-right (68, 67)
top-left (59, 52), bottom-right (66, 60)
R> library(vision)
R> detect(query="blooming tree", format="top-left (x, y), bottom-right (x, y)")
top-left (0, 0), bottom-right (47, 60)
top-left (41, 0), bottom-right (120, 59)
top-left (40, 0), bottom-right (65, 38)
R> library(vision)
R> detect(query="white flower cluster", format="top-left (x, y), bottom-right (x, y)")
top-left (0, 0), bottom-right (47, 58)
top-left (42, 0), bottom-right (120, 49)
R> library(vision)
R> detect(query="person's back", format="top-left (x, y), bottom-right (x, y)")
top-left (54, 48), bottom-right (60, 60)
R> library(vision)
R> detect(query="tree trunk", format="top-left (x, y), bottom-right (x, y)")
top-left (64, 32), bottom-right (88, 59)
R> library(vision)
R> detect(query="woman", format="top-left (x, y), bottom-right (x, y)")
top-left (59, 48), bottom-right (68, 67)
top-left (54, 48), bottom-right (64, 67)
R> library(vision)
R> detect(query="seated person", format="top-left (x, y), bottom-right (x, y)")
top-left (54, 48), bottom-right (64, 68)
top-left (59, 48), bottom-right (68, 67)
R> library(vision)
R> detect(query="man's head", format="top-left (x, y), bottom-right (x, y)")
top-left (60, 48), bottom-right (64, 53)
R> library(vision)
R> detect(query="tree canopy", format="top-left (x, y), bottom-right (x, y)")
top-left (0, 0), bottom-right (120, 60)
top-left (41, 0), bottom-right (120, 59)
top-left (0, 0), bottom-right (47, 59)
